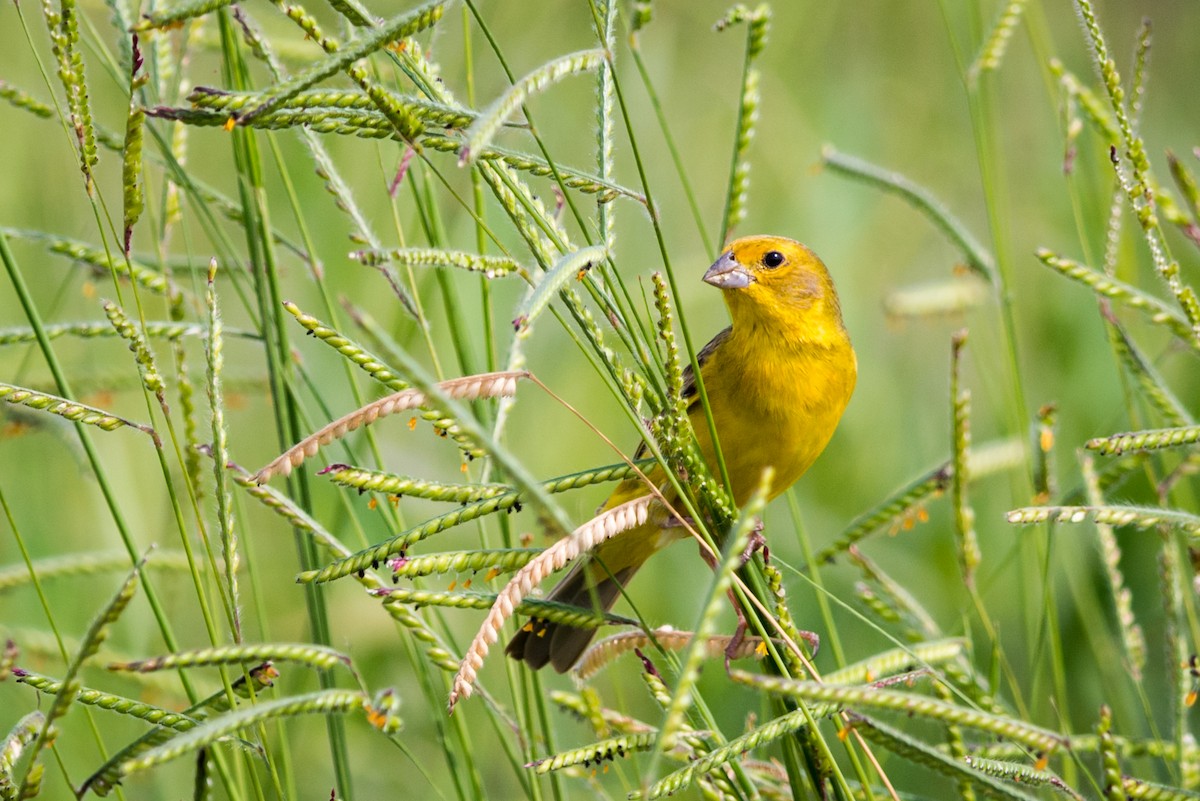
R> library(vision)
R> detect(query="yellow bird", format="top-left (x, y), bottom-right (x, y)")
top-left (506, 236), bottom-right (857, 672)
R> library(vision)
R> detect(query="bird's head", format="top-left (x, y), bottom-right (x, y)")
top-left (703, 235), bottom-right (847, 342)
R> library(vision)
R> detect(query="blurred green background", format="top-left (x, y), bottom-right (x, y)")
top-left (1, 0), bottom-right (1198, 797)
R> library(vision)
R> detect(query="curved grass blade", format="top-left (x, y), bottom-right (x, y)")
top-left (459, 49), bottom-right (605, 165)
top-left (513, 245), bottom-right (606, 332)
top-left (822, 146), bottom-right (996, 283)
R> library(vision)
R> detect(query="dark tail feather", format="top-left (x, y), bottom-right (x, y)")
top-left (505, 561), bottom-right (637, 673)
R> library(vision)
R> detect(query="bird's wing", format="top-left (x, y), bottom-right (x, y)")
top-left (631, 325), bottom-right (732, 460)
top-left (680, 325), bottom-right (732, 411)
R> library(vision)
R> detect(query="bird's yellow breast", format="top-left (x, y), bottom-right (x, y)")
top-left (691, 323), bottom-right (856, 507)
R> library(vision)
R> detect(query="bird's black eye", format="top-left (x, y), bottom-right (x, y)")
top-left (762, 250), bottom-right (785, 268)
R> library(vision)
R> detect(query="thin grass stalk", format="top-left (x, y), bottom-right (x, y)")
top-left (214, 9), bottom-right (353, 795)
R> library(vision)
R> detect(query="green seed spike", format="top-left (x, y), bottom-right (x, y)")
top-left (19, 554), bottom-right (147, 799)
top-left (513, 245), bottom-right (606, 333)
top-left (323, 466), bottom-right (509, 503)
top-left (967, 0), bottom-right (1029, 83)
top-left (1006, 504), bottom-right (1200, 535)
top-left (0, 711), bottom-right (44, 798)
top-left (190, 87), bottom-right (479, 130)
top-left (121, 36), bottom-right (147, 255)
top-left (638, 706), bottom-right (824, 799)
top-left (527, 732), bottom-right (656, 775)
top-left (108, 643), bottom-right (348, 673)
top-left (733, 671), bottom-right (1064, 753)
top-left (0, 382), bottom-right (156, 440)
top-left (12, 670), bottom-right (198, 732)
top-left (950, 331), bottom-right (979, 584)
top-left (853, 715), bottom-right (1047, 801)
top-left (715, 4), bottom-right (770, 243)
top-left (1086, 425), bottom-right (1200, 456)
top-left (0, 81), bottom-right (53, 119)
top-left (1037, 250), bottom-right (1199, 350)
top-left (237, 1), bottom-right (445, 124)
top-left (1097, 705), bottom-right (1126, 801)
top-left (1081, 457), bottom-right (1146, 681)
top-left (79, 662), bottom-right (278, 797)
top-left (810, 462), bottom-right (951, 566)
top-left (5, 229), bottom-right (183, 309)
top-left (118, 690), bottom-right (367, 777)
top-left (459, 49), bottom-right (605, 165)
top-left (283, 301), bottom-right (407, 391)
top-left (823, 640), bottom-right (967, 687)
top-left (104, 300), bottom-right (167, 407)
top-left (349, 247), bottom-right (523, 278)
top-left (0, 321), bottom-right (256, 345)
top-left (376, 586), bottom-right (630, 630)
top-left (422, 134), bottom-right (639, 201)
top-left (385, 549), bottom-right (538, 579)
top-left (132, 0), bottom-right (233, 30)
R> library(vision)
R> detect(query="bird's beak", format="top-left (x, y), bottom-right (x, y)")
top-left (702, 251), bottom-right (754, 289)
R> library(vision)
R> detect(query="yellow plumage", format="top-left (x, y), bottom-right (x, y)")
top-left (507, 235), bottom-right (857, 671)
